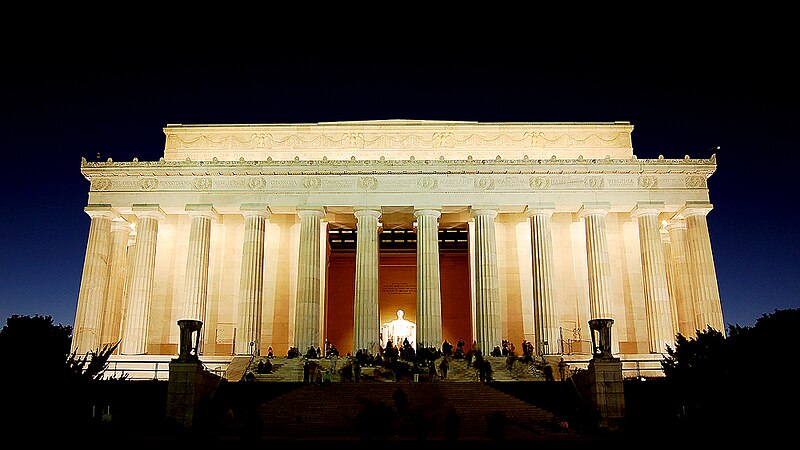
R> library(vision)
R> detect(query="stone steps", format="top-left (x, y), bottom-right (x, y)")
top-left (254, 382), bottom-right (569, 440)
top-left (237, 355), bottom-right (548, 383)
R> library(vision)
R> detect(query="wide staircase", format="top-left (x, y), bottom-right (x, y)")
top-left (251, 382), bottom-right (573, 441)
top-left (233, 356), bottom-right (547, 383)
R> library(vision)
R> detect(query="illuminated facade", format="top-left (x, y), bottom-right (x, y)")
top-left (73, 121), bottom-right (723, 369)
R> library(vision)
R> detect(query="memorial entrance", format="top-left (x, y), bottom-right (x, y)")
top-left (324, 226), bottom-right (472, 353)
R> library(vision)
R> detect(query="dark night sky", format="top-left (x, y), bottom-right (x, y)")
top-left (1, 40), bottom-right (797, 331)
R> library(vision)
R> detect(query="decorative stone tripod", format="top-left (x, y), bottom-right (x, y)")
top-left (167, 320), bottom-right (224, 427)
top-left (573, 318), bottom-right (625, 431)
top-left (589, 318), bottom-right (614, 359)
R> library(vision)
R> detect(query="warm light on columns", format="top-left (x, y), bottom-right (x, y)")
top-left (679, 202), bottom-right (724, 333)
top-left (74, 205), bottom-right (117, 354)
top-left (353, 207), bottom-right (382, 353)
top-left (235, 204), bottom-right (269, 355)
top-left (471, 207), bottom-right (501, 354)
top-left (295, 207), bottom-right (326, 353)
top-left (181, 204), bottom-right (218, 356)
top-left (121, 205), bottom-right (165, 355)
top-left (578, 202), bottom-right (619, 355)
top-left (526, 204), bottom-right (560, 355)
top-left (631, 202), bottom-right (674, 354)
top-left (666, 220), bottom-right (696, 336)
top-left (414, 208), bottom-right (443, 349)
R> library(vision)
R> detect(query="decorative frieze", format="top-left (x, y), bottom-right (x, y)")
top-left (84, 172), bottom-right (714, 196)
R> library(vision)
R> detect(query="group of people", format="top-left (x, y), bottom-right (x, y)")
top-left (254, 336), bottom-right (570, 383)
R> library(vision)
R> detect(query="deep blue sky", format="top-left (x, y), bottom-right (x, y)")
top-left (1, 43), bottom-right (797, 331)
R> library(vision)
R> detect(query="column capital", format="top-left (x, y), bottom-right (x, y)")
top-left (413, 208), bottom-right (441, 219)
top-left (110, 218), bottom-right (132, 233)
top-left (630, 201), bottom-right (665, 219)
top-left (578, 202), bottom-right (611, 218)
top-left (354, 208), bottom-right (382, 220)
top-left (525, 203), bottom-right (555, 217)
top-left (84, 204), bottom-right (118, 220)
top-left (660, 228), bottom-right (671, 243)
top-left (132, 204), bottom-right (166, 220)
top-left (470, 206), bottom-right (498, 218)
top-left (666, 220), bottom-right (687, 232)
top-left (240, 203), bottom-right (270, 219)
top-left (677, 202), bottom-right (713, 218)
top-left (298, 207), bottom-right (326, 220)
top-left (186, 204), bottom-right (218, 220)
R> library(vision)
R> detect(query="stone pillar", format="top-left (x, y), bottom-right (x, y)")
top-left (471, 207), bottom-right (501, 354)
top-left (579, 203), bottom-right (618, 354)
top-left (235, 204), bottom-right (269, 355)
top-left (526, 204), bottom-right (560, 355)
top-left (631, 202), bottom-right (674, 353)
top-left (121, 205), bottom-right (166, 355)
top-left (415, 208), bottom-right (443, 349)
top-left (578, 203), bottom-right (614, 320)
top-left (100, 218), bottom-right (132, 347)
top-left (181, 205), bottom-right (217, 325)
top-left (294, 207), bottom-right (326, 353)
top-left (661, 228), bottom-right (680, 339)
top-left (667, 220), bottom-right (697, 336)
top-left (680, 202), bottom-right (724, 332)
top-left (73, 205), bottom-right (117, 354)
top-left (353, 208), bottom-right (381, 353)
top-left (119, 228), bottom-right (137, 342)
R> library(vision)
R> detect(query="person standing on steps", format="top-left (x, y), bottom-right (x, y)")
top-left (439, 356), bottom-right (449, 380)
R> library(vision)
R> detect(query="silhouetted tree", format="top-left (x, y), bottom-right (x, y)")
top-left (0, 314), bottom-right (72, 377)
top-left (0, 314), bottom-right (121, 440)
top-left (662, 309), bottom-right (800, 441)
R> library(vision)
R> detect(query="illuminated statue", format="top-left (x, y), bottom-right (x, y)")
top-left (381, 309), bottom-right (416, 350)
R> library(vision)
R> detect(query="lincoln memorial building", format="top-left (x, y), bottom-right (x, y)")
top-left (73, 120), bottom-right (723, 372)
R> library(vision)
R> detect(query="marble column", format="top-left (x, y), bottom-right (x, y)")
top-left (235, 204), bottom-right (269, 356)
top-left (181, 205), bottom-right (217, 329)
top-left (661, 228), bottom-right (680, 339)
top-left (680, 202), bottom-right (724, 332)
top-left (74, 205), bottom-right (117, 354)
top-left (526, 204), bottom-right (560, 355)
top-left (415, 208), bottom-right (442, 349)
top-left (121, 205), bottom-right (165, 355)
top-left (100, 218), bottom-right (131, 347)
top-left (579, 203), bottom-right (614, 321)
top-left (353, 208), bottom-right (381, 353)
top-left (631, 202), bottom-right (674, 353)
top-left (294, 207), bottom-right (325, 353)
top-left (579, 203), bottom-right (619, 355)
top-left (471, 207), bottom-right (501, 355)
top-left (667, 220), bottom-right (697, 336)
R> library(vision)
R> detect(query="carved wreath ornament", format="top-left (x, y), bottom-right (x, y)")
top-left (302, 177), bottom-right (321, 190)
top-left (529, 176), bottom-right (550, 190)
top-left (685, 175), bottom-right (707, 188)
top-left (474, 177), bottom-right (495, 190)
top-left (357, 177), bottom-right (378, 190)
top-left (637, 176), bottom-right (658, 189)
top-left (92, 179), bottom-right (112, 191)
top-left (584, 176), bottom-right (605, 189)
top-left (192, 177), bottom-right (213, 191)
top-left (247, 177), bottom-right (267, 190)
top-left (140, 178), bottom-right (158, 190)
top-left (418, 177), bottom-right (438, 190)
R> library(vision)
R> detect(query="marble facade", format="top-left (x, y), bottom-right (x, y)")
top-left (73, 120), bottom-right (723, 361)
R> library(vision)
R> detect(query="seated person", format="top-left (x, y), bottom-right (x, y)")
top-left (305, 346), bottom-right (318, 359)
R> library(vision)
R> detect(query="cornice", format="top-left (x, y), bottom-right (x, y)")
top-left (81, 154), bottom-right (717, 178)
